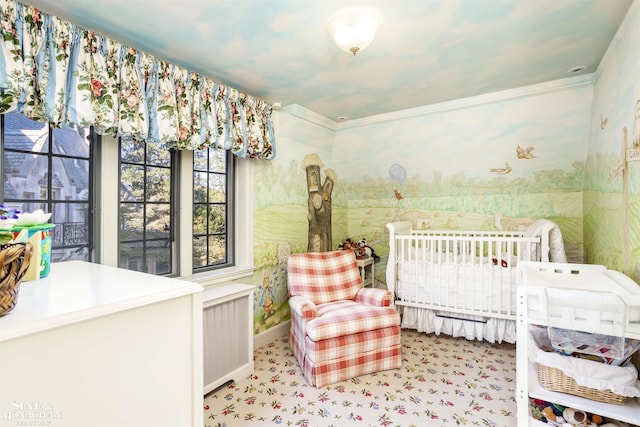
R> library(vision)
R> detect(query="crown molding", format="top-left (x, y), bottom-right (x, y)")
top-left (337, 74), bottom-right (595, 130)
top-left (280, 104), bottom-right (338, 131)
top-left (278, 73), bottom-right (595, 132)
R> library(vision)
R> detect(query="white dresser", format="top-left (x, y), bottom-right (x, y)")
top-left (0, 261), bottom-right (204, 427)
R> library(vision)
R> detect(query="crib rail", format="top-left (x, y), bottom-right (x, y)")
top-left (411, 228), bottom-right (527, 238)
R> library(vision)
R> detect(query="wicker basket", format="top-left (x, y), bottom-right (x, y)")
top-left (0, 242), bottom-right (33, 316)
top-left (535, 351), bottom-right (640, 405)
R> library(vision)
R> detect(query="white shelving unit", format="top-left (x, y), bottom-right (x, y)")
top-left (516, 262), bottom-right (640, 426)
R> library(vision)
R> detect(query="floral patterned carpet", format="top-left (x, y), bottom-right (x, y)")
top-left (203, 329), bottom-right (517, 427)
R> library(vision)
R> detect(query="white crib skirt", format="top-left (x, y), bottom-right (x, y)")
top-left (400, 307), bottom-right (516, 344)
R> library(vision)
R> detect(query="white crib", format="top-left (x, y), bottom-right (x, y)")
top-left (386, 219), bottom-right (566, 343)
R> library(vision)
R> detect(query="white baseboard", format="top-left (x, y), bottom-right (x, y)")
top-left (254, 320), bottom-right (290, 350)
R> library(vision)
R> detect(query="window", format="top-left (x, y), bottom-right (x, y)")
top-left (118, 136), bottom-right (174, 275)
top-left (1, 112), bottom-right (251, 283)
top-left (1, 112), bottom-right (94, 262)
top-left (193, 146), bottom-right (234, 271)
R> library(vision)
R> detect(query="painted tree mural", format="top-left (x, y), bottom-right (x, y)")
top-left (303, 154), bottom-right (336, 252)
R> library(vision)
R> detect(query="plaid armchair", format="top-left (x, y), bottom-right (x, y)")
top-left (287, 250), bottom-right (402, 387)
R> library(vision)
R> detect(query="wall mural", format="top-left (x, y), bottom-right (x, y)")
top-left (389, 163), bottom-right (406, 200)
top-left (604, 99), bottom-right (640, 279)
top-left (249, 148), bottom-right (345, 335)
top-left (251, 243), bottom-right (291, 335)
top-left (585, 97), bottom-right (639, 282)
top-left (343, 165), bottom-right (585, 287)
top-left (584, 2), bottom-right (639, 282)
top-left (334, 86), bottom-right (592, 277)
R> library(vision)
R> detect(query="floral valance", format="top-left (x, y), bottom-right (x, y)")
top-left (0, 0), bottom-right (275, 159)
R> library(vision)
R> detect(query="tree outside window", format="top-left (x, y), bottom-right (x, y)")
top-left (118, 136), bottom-right (174, 275)
top-left (193, 146), bottom-right (234, 271)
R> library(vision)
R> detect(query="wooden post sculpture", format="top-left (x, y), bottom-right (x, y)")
top-left (303, 155), bottom-right (334, 252)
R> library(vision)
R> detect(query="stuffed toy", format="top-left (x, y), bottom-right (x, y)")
top-left (357, 238), bottom-right (380, 261)
top-left (338, 238), bottom-right (357, 251)
top-left (339, 237), bottom-right (366, 258)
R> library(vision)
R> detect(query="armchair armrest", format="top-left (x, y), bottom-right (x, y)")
top-left (355, 287), bottom-right (393, 307)
top-left (288, 295), bottom-right (318, 320)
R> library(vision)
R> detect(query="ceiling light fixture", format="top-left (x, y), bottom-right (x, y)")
top-left (326, 7), bottom-right (383, 56)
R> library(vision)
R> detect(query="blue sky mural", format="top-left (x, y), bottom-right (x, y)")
top-left (333, 87), bottom-right (592, 184)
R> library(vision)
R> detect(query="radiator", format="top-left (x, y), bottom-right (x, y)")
top-left (202, 283), bottom-right (255, 395)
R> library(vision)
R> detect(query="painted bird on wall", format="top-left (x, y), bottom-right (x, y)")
top-left (489, 161), bottom-right (512, 175)
top-left (516, 145), bottom-right (536, 159)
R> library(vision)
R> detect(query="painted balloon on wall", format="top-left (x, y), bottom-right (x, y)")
top-left (389, 164), bottom-right (406, 185)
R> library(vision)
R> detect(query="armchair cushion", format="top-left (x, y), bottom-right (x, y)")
top-left (354, 287), bottom-right (393, 306)
top-left (304, 325), bottom-right (401, 364)
top-left (287, 250), bottom-right (362, 304)
top-left (308, 300), bottom-right (399, 341)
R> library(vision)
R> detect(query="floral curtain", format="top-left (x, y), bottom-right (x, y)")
top-left (0, 0), bottom-right (275, 159)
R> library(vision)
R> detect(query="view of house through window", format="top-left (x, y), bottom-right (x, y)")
top-left (118, 136), bottom-right (174, 275)
top-left (193, 146), bottom-right (234, 271)
top-left (1, 112), bottom-right (93, 262)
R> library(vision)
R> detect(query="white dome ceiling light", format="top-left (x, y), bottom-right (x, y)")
top-left (326, 7), bottom-right (383, 56)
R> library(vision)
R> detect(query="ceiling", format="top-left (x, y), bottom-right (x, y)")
top-left (20, 0), bottom-right (634, 122)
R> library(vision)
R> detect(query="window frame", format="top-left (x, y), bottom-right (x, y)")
top-left (192, 146), bottom-right (235, 273)
top-left (177, 151), bottom-right (254, 286)
top-left (117, 136), bottom-right (176, 276)
top-left (0, 113), bottom-right (96, 263)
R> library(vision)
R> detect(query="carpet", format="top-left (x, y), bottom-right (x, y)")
top-left (203, 329), bottom-right (517, 426)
